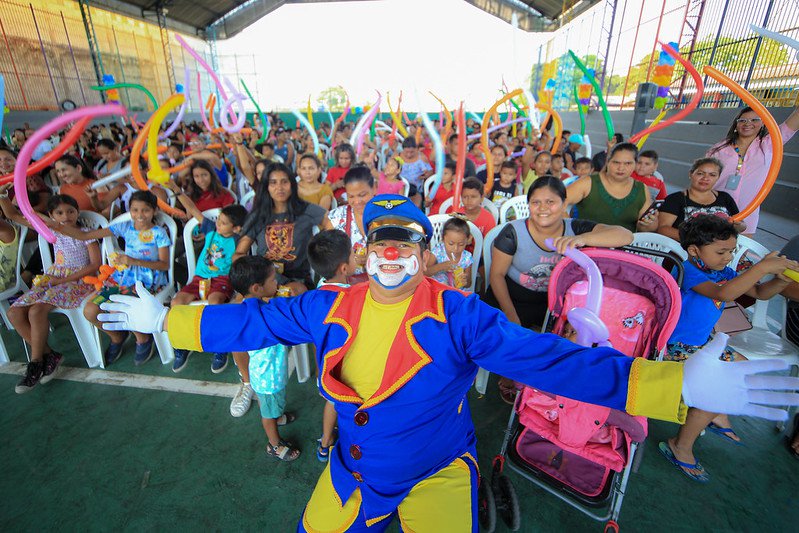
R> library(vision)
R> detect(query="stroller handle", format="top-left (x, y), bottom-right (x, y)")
top-left (544, 238), bottom-right (610, 348)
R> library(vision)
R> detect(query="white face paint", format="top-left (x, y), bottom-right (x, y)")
top-left (365, 251), bottom-right (420, 288)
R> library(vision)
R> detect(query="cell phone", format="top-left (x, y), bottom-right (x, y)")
top-left (639, 200), bottom-right (664, 221)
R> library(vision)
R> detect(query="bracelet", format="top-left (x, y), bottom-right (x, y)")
top-left (0, 193), bottom-right (8, 199)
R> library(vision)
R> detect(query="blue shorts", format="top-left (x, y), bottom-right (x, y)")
top-left (256, 388), bottom-right (286, 419)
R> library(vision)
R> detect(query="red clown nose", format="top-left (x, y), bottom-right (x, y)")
top-left (383, 247), bottom-right (399, 260)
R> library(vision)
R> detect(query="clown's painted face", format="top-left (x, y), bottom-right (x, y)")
top-left (366, 240), bottom-right (422, 288)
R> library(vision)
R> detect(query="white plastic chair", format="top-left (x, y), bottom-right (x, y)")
top-left (105, 211), bottom-right (178, 365)
top-left (239, 190), bottom-right (255, 212)
top-left (631, 232), bottom-right (687, 261)
top-left (0, 223), bottom-right (29, 332)
top-left (428, 214), bottom-right (484, 292)
top-left (726, 235), bottom-right (799, 426)
top-left (37, 212), bottom-right (109, 368)
top-left (0, 224), bottom-right (29, 363)
top-left (439, 197), bottom-right (499, 223)
top-left (183, 209), bottom-right (221, 283)
top-left (400, 177), bottom-right (411, 197)
top-left (499, 195), bottom-right (530, 224)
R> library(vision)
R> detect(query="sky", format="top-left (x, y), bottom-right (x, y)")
top-left (216, 0), bottom-right (544, 111)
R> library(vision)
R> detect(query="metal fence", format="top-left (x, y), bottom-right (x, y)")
top-left (0, 0), bottom-right (264, 115)
top-left (532, 0), bottom-right (799, 110)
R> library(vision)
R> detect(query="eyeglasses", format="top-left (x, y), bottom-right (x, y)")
top-left (736, 118), bottom-right (762, 124)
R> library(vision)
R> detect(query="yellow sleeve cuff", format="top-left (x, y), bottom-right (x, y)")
top-left (166, 305), bottom-right (205, 352)
top-left (625, 358), bottom-right (687, 424)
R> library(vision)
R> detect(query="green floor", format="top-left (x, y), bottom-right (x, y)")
top-left (1, 319), bottom-right (798, 532)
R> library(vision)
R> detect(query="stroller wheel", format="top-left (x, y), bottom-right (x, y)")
top-left (496, 475), bottom-right (520, 531)
top-left (478, 479), bottom-right (496, 533)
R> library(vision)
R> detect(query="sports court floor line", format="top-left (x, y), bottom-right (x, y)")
top-left (0, 362), bottom-right (239, 398)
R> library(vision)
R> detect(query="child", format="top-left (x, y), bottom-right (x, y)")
top-left (490, 161), bottom-right (521, 210)
top-left (448, 177), bottom-right (497, 238)
top-left (229, 256), bottom-right (300, 461)
top-left (550, 153), bottom-right (573, 181)
top-left (425, 161), bottom-right (456, 215)
top-left (376, 156), bottom-right (405, 196)
top-left (327, 143), bottom-right (355, 203)
top-left (308, 229), bottom-right (358, 461)
top-left (476, 145), bottom-right (507, 185)
top-left (185, 160), bottom-right (235, 212)
top-left (55, 155), bottom-right (104, 212)
top-left (398, 137), bottom-right (433, 208)
top-left (426, 216), bottom-right (473, 291)
top-left (573, 157), bottom-right (593, 180)
top-left (0, 189), bottom-right (101, 393)
top-left (65, 190), bottom-right (171, 366)
top-left (297, 154), bottom-right (334, 210)
top-left (168, 180), bottom-right (248, 373)
top-left (521, 151), bottom-right (551, 194)
top-left (632, 150), bottom-right (667, 201)
top-left (659, 214), bottom-right (799, 482)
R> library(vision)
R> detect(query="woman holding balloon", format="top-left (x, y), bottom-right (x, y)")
top-left (707, 104), bottom-right (799, 235)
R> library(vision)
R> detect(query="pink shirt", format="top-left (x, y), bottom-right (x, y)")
top-left (376, 173), bottom-right (405, 196)
top-left (709, 122), bottom-right (796, 231)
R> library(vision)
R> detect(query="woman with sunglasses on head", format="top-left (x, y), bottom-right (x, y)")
top-left (707, 104), bottom-right (799, 236)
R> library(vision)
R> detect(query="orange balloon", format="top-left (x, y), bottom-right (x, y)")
top-left (482, 89), bottom-right (522, 195)
top-left (703, 66), bottom-right (783, 222)
top-left (535, 103), bottom-right (562, 155)
top-left (130, 115), bottom-right (186, 218)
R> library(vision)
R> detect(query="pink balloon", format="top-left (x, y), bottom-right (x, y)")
top-left (175, 34), bottom-right (239, 127)
top-left (355, 93), bottom-right (382, 156)
top-left (15, 104), bottom-right (126, 243)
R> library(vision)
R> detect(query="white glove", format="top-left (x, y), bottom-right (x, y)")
top-left (97, 281), bottom-right (168, 334)
top-left (681, 333), bottom-right (799, 421)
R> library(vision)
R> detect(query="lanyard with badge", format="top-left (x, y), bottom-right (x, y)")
top-left (726, 145), bottom-right (744, 190)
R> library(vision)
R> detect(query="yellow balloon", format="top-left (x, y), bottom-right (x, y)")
top-left (146, 93), bottom-right (185, 184)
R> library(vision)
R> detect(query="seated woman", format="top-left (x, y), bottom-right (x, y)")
top-left (234, 163), bottom-right (333, 295)
top-left (566, 142), bottom-right (658, 233)
top-left (327, 165), bottom-right (376, 284)
top-left (484, 176), bottom-right (633, 330)
top-left (657, 157), bottom-right (744, 241)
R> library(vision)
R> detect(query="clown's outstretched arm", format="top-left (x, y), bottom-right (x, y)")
top-left (97, 281), bottom-right (316, 353)
top-left (455, 295), bottom-right (799, 424)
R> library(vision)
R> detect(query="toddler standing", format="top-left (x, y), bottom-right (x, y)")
top-left (426, 217), bottom-right (473, 291)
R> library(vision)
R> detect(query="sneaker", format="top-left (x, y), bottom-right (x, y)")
top-left (230, 382), bottom-right (254, 417)
top-left (40, 351), bottom-right (64, 384)
top-left (104, 332), bottom-right (129, 366)
top-left (172, 349), bottom-right (190, 373)
top-left (211, 353), bottom-right (228, 374)
top-left (15, 361), bottom-right (44, 394)
top-left (134, 338), bottom-right (155, 366)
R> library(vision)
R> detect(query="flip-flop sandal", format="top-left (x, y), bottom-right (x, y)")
top-left (706, 422), bottom-right (745, 446)
top-left (266, 440), bottom-right (301, 462)
top-left (658, 441), bottom-right (709, 483)
top-left (277, 412), bottom-right (296, 426)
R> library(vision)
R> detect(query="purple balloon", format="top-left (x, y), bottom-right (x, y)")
top-left (657, 86), bottom-right (670, 97)
top-left (544, 238), bottom-right (611, 348)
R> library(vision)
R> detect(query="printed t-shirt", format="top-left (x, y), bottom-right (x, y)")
top-left (245, 203), bottom-right (326, 284)
top-left (490, 182), bottom-right (517, 209)
top-left (660, 190), bottom-right (739, 228)
top-left (670, 260), bottom-right (737, 346)
top-left (493, 218), bottom-right (596, 292)
top-left (195, 216), bottom-right (239, 279)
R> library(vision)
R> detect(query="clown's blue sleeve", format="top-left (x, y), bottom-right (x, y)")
top-left (166, 293), bottom-right (327, 353)
top-left (449, 293), bottom-right (686, 423)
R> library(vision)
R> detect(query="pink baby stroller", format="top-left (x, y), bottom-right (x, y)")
top-left (479, 246), bottom-right (682, 532)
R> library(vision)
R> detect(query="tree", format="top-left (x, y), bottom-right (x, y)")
top-left (317, 86), bottom-right (347, 112)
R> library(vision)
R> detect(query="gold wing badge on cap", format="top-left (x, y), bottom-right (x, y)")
top-left (373, 199), bottom-right (408, 210)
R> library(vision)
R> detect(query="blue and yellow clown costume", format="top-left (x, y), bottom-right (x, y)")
top-left (166, 195), bottom-right (687, 532)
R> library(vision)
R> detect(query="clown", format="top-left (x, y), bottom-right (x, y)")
top-left (98, 194), bottom-right (799, 532)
